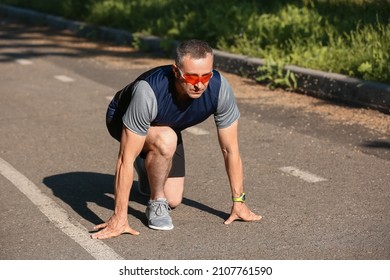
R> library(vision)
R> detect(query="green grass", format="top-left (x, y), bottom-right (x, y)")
top-left (1, 0), bottom-right (389, 83)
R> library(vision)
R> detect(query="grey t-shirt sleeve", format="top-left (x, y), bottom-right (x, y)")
top-left (214, 74), bottom-right (240, 128)
top-left (122, 80), bottom-right (158, 136)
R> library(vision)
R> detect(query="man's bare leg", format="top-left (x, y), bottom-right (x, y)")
top-left (143, 127), bottom-right (177, 199)
top-left (142, 126), bottom-right (179, 230)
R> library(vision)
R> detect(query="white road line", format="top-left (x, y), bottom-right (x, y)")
top-left (185, 126), bottom-right (210, 135)
top-left (0, 157), bottom-right (123, 260)
top-left (54, 75), bottom-right (75, 82)
top-left (279, 166), bottom-right (327, 183)
top-left (15, 59), bottom-right (33, 65)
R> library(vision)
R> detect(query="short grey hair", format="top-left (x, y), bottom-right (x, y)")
top-left (175, 39), bottom-right (213, 67)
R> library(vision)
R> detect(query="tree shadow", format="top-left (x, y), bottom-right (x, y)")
top-left (42, 171), bottom-right (228, 227)
top-left (0, 18), bottom-right (165, 64)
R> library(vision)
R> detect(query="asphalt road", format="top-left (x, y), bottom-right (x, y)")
top-left (1, 19), bottom-right (389, 261)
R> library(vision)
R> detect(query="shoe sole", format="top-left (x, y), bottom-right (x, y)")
top-left (148, 224), bottom-right (174, 231)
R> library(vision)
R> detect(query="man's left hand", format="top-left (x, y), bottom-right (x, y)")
top-left (224, 203), bottom-right (262, 224)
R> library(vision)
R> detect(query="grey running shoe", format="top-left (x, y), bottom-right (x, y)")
top-left (146, 198), bottom-right (174, 230)
top-left (134, 156), bottom-right (151, 196)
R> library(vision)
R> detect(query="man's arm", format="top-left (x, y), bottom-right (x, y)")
top-left (217, 120), bottom-right (262, 224)
top-left (91, 127), bottom-right (145, 239)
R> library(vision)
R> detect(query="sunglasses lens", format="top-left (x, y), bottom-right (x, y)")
top-left (200, 73), bottom-right (213, 83)
top-left (183, 72), bottom-right (213, 85)
top-left (183, 75), bottom-right (197, 84)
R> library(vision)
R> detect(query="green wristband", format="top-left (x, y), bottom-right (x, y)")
top-left (232, 192), bottom-right (246, 203)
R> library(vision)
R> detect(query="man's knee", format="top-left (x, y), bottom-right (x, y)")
top-left (164, 177), bottom-right (184, 209)
top-left (145, 127), bottom-right (178, 158)
top-left (168, 197), bottom-right (182, 209)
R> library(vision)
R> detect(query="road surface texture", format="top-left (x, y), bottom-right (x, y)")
top-left (1, 19), bottom-right (389, 260)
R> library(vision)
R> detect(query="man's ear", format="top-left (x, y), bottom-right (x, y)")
top-left (172, 64), bottom-right (180, 78)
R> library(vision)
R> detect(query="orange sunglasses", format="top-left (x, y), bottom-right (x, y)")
top-left (177, 67), bottom-right (213, 85)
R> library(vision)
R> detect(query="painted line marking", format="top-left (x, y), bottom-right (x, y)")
top-left (15, 59), bottom-right (33, 65)
top-left (279, 166), bottom-right (327, 183)
top-left (106, 95), bottom-right (114, 101)
top-left (0, 157), bottom-right (123, 260)
top-left (185, 126), bottom-right (210, 135)
top-left (54, 75), bottom-right (75, 82)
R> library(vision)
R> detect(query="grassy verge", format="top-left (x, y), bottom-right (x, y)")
top-left (1, 0), bottom-right (389, 84)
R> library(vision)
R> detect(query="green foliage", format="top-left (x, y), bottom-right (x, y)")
top-left (2, 0), bottom-right (389, 84)
top-left (256, 58), bottom-right (298, 91)
top-left (86, 0), bottom-right (131, 29)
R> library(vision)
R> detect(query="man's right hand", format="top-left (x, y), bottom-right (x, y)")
top-left (90, 214), bottom-right (139, 239)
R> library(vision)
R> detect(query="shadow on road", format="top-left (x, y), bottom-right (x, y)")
top-left (0, 19), bottom-right (161, 64)
top-left (361, 140), bottom-right (390, 150)
top-left (43, 172), bottom-right (228, 227)
top-left (43, 172), bottom-right (145, 227)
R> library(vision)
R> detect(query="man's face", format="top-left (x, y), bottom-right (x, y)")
top-left (173, 53), bottom-right (213, 100)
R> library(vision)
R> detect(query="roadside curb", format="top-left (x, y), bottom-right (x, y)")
top-left (1, 4), bottom-right (389, 114)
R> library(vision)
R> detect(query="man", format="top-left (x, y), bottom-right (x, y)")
top-left (91, 39), bottom-right (261, 239)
